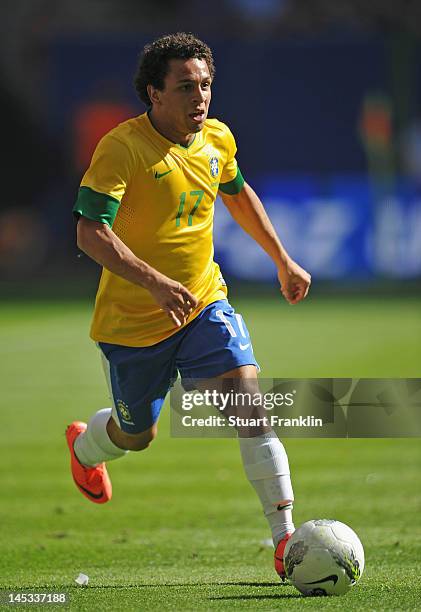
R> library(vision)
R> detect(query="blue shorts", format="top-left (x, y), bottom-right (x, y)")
top-left (98, 299), bottom-right (259, 434)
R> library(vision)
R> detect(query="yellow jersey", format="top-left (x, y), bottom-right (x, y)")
top-left (73, 112), bottom-right (244, 347)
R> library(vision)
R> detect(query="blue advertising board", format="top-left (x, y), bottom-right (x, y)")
top-left (213, 175), bottom-right (421, 280)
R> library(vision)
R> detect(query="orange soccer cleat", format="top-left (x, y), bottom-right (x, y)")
top-left (66, 421), bottom-right (112, 504)
top-left (274, 532), bottom-right (293, 580)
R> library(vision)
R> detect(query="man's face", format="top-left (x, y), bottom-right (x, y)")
top-left (150, 58), bottom-right (212, 135)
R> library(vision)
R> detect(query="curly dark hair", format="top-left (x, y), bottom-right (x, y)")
top-left (134, 32), bottom-right (215, 107)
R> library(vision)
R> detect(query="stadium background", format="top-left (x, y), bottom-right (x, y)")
top-left (1, 1), bottom-right (420, 609)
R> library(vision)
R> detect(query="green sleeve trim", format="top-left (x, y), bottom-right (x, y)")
top-left (73, 186), bottom-right (120, 227)
top-left (218, 167), bottom-right (245, 195)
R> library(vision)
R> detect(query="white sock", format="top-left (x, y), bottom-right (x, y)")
top-left (239, 431), bottom-right (294, 547)
top-left (74, 408), bottom-right (128, 467)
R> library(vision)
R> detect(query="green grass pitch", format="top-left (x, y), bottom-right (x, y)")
top-left (1, 293), bottom-right (420, 610)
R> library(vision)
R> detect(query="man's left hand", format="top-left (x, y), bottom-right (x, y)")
top-left (278, 260), bottom-right (311, 305)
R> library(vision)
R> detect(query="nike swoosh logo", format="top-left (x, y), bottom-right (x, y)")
top-left (154, 169), bottom-right (173, 179)
top-left (77, 482), bottom-right (105, 500)
top-left (304, 574), bottom-right (339, 586)
top-left (239, 343), bottom-right (251, 351)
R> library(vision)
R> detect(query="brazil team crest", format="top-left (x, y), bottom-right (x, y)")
top-left (116, 399), bottom-right (133, 424)
top-left (209, 156), bottom-right (219, 177)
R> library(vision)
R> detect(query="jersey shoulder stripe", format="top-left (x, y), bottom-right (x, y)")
top-left (73, 186), bottom-right (120, 227)
top-left (219, 168), bottom-right (244, 195)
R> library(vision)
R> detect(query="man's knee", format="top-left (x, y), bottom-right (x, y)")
top-left (124, 425), bottom-right (157, 451)
top-left (107, 418), bottom-right (157, 451)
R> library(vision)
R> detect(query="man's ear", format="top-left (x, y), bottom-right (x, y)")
top-left (147, 84), bottom-right (161, 106)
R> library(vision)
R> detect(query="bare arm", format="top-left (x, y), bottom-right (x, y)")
top-left (220, 182), bottom-right (311, 304)
top-left (77, 216), bottom-right (198, 327)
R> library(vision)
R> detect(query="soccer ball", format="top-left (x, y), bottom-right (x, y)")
top-left (284, 519), bottom-right (364, 596)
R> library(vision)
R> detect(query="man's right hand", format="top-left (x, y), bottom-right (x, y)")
top-left (76, 218), bottom-right (198, 327)
top-left (147, 275), bottom-right (199, 328)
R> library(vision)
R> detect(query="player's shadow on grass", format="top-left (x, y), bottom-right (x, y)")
top-left (16, 581), bottom-right (289, 591)
top-left (217, 582), bottom-right (288, 587)
top-left (209, 581), bottom-right (301, 601)
top-left (210, 594), bottom-right (301, 601)
top-left (63, 581), bottom-right (288, 590)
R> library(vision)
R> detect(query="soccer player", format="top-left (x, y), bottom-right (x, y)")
top-left (67, 32), bottom-right (311, 579)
